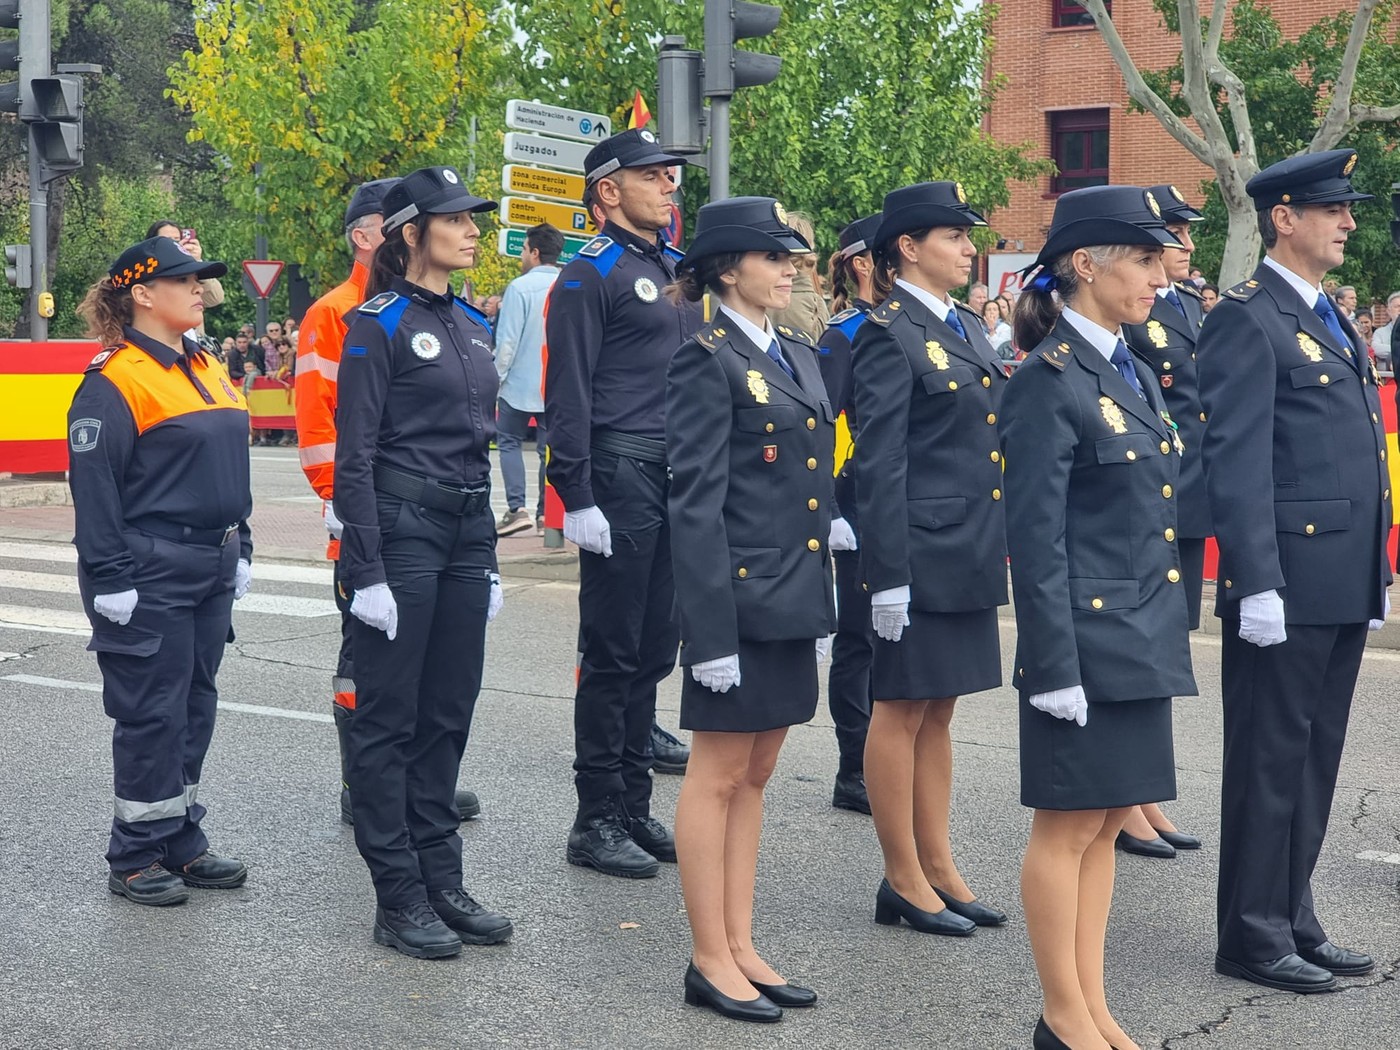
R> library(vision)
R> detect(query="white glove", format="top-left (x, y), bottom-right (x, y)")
top-left (323, 500), bottom-right (344, 539)
top-left (1370, 590), bottom-right (1390, 632)
top-left (1239, 589), bottom-right (1287, 647)
top-left (350, 582), bottom-right (398, 641)
top-left (828, 517), bottom-right (858, 552)
top-left (871, 586), bottom-right (911, 643)
top-left (1029, 685), bottom-right (1088, 727)
top-left (234, 559), bottom-right (252, 600)
top-left (691, 654), bottom-right (741, 693)
top-left (487, 572), bottom-right (504, 622)
top-left (564, 506), bottom-right (612, 557)
top-left (816, 634), bottom-right (833, 663)
top-left (93, 589), bottom-right (139, 626)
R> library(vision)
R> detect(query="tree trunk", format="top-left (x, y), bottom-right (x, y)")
top-left (1217, 200), bottom-right (1262, 288)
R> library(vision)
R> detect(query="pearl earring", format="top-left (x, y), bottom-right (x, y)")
top-left (1086, 276), bottom-right (1094, 283)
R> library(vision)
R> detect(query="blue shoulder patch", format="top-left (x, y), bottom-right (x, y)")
top-left (830, 307), bottom-right (869, 343)
top-left (578, 239), bottom-right (625, 279)
top-left (662, 244), bottom-right (685, 265)
top-left (454, 296), bottom-right (492, 334)
top-left (357, 291), bottom-right (399, 315)
top-left (365, 295), bottom-right (410, 339)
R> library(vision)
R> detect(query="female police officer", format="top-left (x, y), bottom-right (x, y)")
top-left (1000, 186), bottom-right (1198, 1050)
top-left (334, 166), bottom-right (512, 958)
top-left (852, 182), bottom-right (1008, 938)
top-left (70, 235), bottom-right (252, 906)
top-left (666, 197), bottom-right (834, 1022)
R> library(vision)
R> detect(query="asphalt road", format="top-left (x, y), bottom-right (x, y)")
top-left (1, 449), bottom-right (1398, 1049)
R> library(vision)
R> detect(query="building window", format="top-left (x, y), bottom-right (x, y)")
top-left (1050, 109), bottom-right (1109, 193)
top-left (1053, 0), bottom-right (1108, 28)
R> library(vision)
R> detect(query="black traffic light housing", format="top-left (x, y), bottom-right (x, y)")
top-left (703, 1), bottom-right (782, 98)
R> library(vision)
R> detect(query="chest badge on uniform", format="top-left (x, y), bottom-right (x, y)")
top-left (1160, 374), bottom-right (1173, 389)
top-left (746, 369), bottom-right (770, 405)
top-left (218, 376), bottom-right (240, 403)
top-left (1297, 332), bottom-right (1324, 362)
top-left (926, 341), bottom-right (950, 370)
top-left (410, 331), bottom-right (443, 360)
top-left (634, 277), bottom-right (659, 303)
top-left (1099, 396), bottom-right (1128, 435)
top-left (1147, 320), bottom-right (1169, 348)
top-left (763, 444), bottom-right (777, 463)
top-left (69, 417), bottom-right (101, 452)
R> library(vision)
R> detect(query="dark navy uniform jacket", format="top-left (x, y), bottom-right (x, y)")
top-left (818, 299), bottom-right (872, 527)
top-left (67, 327), bottom-right (253, 592)
top-left (1124, 282), bottom-right (1211, 538)
top-left (667, 316), bottom-right (837, 666)
top-left (1000, 315), bottom-right (1197, 703)
top-left (851, 291), bottom-right (1008, 613)
top-left (334, 277), bottom-right (498, 589)
top-left (1198, 262), bottom-right (1392, 623)
top-left (543, 221), bottom-right (702, 510)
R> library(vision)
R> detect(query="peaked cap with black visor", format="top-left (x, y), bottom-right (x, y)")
top-left (584, 128), bottom-right (689, 186)
top-left (873, 181), bottom-right (987, 252)
top-left (1020, 185), bottom-right (1185, 293)
top-left (108, 236), bottom-right (227, 290)
top-left (679, 197), bottom-right (812, 266)
top-left (380, 166), bottom-right (496, 234)
top-left (836, 214), bottom-right (883, 260)
top-left (1146, 184), bottom-right (1205, 225)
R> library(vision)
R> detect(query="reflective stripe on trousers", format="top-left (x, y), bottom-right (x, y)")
top-left (114, 783), bottom-right (198, 823)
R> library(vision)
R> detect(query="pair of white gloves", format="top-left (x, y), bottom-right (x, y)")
top-left (1028, 587), bottom-right (1394, 728)
top-left (93, 558), bottom-right (252, 625)
top-left (691, 517), bottom-right (858, 692)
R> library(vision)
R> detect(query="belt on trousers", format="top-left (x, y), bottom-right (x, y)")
top-left (373, 463), bottom-right (490, 516)
top-left (132, 519), bottom-right (239, 547)
top-left (590, 430), bottom-right (667, 465)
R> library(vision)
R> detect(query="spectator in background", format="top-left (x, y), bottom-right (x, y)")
top-left (493, 223), bottom-right (562, 536)
top-left (769, 210), bottom-right (830, 335)
top-left (226, 331), bottom-right (251, 380)
top-left (146, 221), bottom-right (224, 336)
top-left (1200, 283), bottom-right (1219, 313)
top-left (966, 282), bottom-right (989, 317)
top-left (1335, 284), bottom-right (1359, 321)
top-left (1371, 290), bottom-right (1400, 370)
top-left (221, 336), bottom-right (235, 355)
top-left (981, 298), bottom-right (1012, 349)
top-left (1188, 265), bottom-right (1205, 288)
top-left (1355, 309), bottom-right (1374, 351)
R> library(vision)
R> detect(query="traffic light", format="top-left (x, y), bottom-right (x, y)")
top-left (1, 0), bottom-right (21, 115)
top-left (4, 243), bottom-right (31, 288)
top-left (656, 36), bottom-right (704, 155)
top-left (703, 1), bottom-right (782, 98)
top-left (28, 72), bottom-right (82, 172)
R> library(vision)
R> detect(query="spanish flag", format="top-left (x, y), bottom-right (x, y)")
top-left (628, 90), bottom-right (652, 129)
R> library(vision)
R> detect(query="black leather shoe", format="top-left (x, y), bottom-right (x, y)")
top-left (455, 789), bottom-right (481, 821)
top-left (650, 722), bottom-right (690, 774)
top-left (1298, 941), bottom-right (1375, 976)
top-left (374, 901), bottom-right (462, 959)
top-left (429, 888), bottom-right (513, 945)
top-left (750, 978), bottom-right (816, 1007)
top-left (874, 878), bottom-right (975, 936)
top-left (683, 963), bottom-right (782, 1022)
top-left (108, 863), bottom-right (190, 906)
top-left (1032, 1016), bottom-right (1071, 1050)
top-left (1154, 827), bottom-right (1201, 850)
top-left (627, 816), bottom-right (677, 862)
top-left (1115, 830), bottom-right (1176, 859)
top-left (567, 817), bottom-right (659, 878)
top-left (176, 851), bottom-right (248, 888)
top-left (1214, 952), bottom-right (1337, 993)
top-left (933, 886), bottom-right (1007, 927)
top-left (832, 771), bottom-right (871, 814)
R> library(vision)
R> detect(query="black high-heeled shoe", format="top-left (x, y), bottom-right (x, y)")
top-left (874, 878), bottom-right (976, 936)
top-left (749, 978), bottom-right (817, 1007)
top-left (683, 962), bottom-right (782, 1023)
top-left (933, 886), bottom-right (1008, 927)
top-left (1032, 1016), bottom-right (1071, 1050)
top-left (1153, 827), bottom-right (1202, 850)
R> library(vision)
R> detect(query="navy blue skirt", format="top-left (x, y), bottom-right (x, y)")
top-left (871, 607), bottom-right (1002, 701)
top-left (680, 638), bottom-right (818, 733)
top-left (1019, 695), bottom-right (1176, 810)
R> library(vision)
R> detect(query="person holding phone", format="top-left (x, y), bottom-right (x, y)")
top-left (147, 221), bottom-right (225, 336)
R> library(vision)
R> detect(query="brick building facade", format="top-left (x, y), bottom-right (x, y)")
top-left (981, 0), bottom-right (1333, 296)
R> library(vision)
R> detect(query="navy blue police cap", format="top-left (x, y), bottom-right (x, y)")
top-left (381, 166), bottom-right (497, 234)
top-left (1026, 186), bottom-right (1184, 275)
top-left (682, 197), bottom-right (812, 265)
top-left (1147, 184), bottom-right (1204, 224)
top-left (1245, 148), bottom-right (1373, 210)
top-left (584, 128), bottom-right (688, 186)
top-left (345, 178), bottom-right (401, 227)
top-left (873, 181), bottom-right (987, 250)
top-left (109, 236), bottom-right (227, 289)
top-left (837, 214), bottom-right (882, 259)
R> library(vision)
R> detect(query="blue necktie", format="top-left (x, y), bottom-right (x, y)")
top-left (1313, 294), bottom-right (1349, 352)
top-left (1110, 340), bottom-right (1146, 400)
top-left (766, 338), bottom-right (795, 380)
top-left (1164, 287), bottom-right (1187, 319)
top-left (943, 306), bottom-right (968, 342)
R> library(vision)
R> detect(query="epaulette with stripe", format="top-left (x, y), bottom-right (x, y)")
top-left (775, 323), bottom-right (815, 348)
top-left (1175, 280), bottom-right (1204, 300)
top-left (827, 307), bottom-right (861, 326)
top-left (85, 345), bottom-right (125, 373)
top-left (1222, 278), bottom-right (1261, 302)
top-left (356, 291), bottom-right (400, 315)
top-left (867, 296), bottom-right (906, 328)
top-left (661, 244), bottom-right (685, 264)
top-left (694, 321), bottom-right (727, 353)
top-left (1038, 340), bottom-right (1073, 372)
top-left (578, 236), bottom-right (614, 258)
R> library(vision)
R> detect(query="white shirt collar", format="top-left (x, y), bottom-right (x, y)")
top-left (1060, 306), bottom-right (1124, 364)
top-left (1156, 285), bottom-right (1175, 300)
top-left (894, 278), bottom-right (953, 322)
top-left (718, 304), bottom-right (775, 353)
top-left (1262, 254), bottom-right (1324, 308)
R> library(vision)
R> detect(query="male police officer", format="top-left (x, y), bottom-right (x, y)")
top-left (1199, 149), bottom-right (1392, 994)
top-left (545, 129), bottom-right (701, 877)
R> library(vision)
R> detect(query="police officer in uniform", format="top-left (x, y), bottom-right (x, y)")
top-left (1199, 149), bottom-right (1391, 994)
top-left (817, 213), bottom-right (881, 815)
top-left (545, 128), bottom-right (702, 877)
top-left (335, 167), bottom-right (512, 958)
top-left (666, 196), bottom-right (832, 1022)
top-left (1000, 187), bottom-right (1197, 1050)
top-left (70, 236), bottom-right (253, 905)
top-left (1118, 184), bottom-right (1209, 859)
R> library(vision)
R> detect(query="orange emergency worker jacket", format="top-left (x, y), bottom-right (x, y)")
top-left (295, 260), bottom-right (369, 559)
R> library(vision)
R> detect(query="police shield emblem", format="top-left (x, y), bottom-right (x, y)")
top-left (1099, 396), bottom-right (1128, 435)
top-left (634, 277), bottom-right (659, 303)
top-left (762, 444), bottom-right (777, 463)
top-left (1161, 374), bottom-right (1173, 389)
top-left (926, 341), bottom-right (950, 370)
top-left (1297, 332), bottom-right (1324, 362)
top-left (69, 417), bottom-right (101, 452)
top-left (1147, 319), bottom-right (1168, 348)
top-left (410, 332), bottom-right (443, 360)
top-left (746, 370), bottom-right (770, 405)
